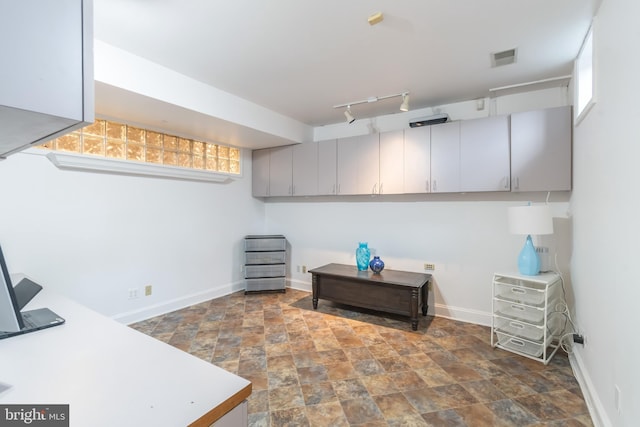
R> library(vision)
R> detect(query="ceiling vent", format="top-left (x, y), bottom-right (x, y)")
top-left (491, 48), bottom-right (517, 67)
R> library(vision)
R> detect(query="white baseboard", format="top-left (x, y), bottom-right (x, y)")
top-left (112, 281), bottom-right (245, 325)
top-left (432, 303), bottom-right (492, 326)
top-left (569, 350), bottom-right (611, 427)
top-left (287, 278), bottom-right (311, 292)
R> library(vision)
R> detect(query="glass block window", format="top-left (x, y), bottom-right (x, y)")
top-left (38, 119), bottom-right (241, 175)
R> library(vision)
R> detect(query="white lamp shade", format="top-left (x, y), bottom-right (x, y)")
top-left (508, 205), bottom-right (553, 235)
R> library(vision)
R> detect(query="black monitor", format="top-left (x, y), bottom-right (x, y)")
top-left (0, 244), bottom-right (64, 339)
top-left (0, 244), bottom-right (24, 332)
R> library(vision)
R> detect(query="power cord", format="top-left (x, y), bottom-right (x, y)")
top-left (547, 252), bottom-right (583, 354)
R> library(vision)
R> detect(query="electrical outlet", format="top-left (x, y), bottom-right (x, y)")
top-left (424, 263), bottom-right (435, 271)
top-left (145, 285), bottom-right (152, 296)
top-left (302, 265), bottom-right (307, 274)
top-left (128, 288), bottom-right (138, 299)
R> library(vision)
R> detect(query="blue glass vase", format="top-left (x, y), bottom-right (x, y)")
top-left (517, 235), bottom-right (541, 276)
top-left (356, 242), bottom-right (370, 271)
top-left (369, 256), bottom-right (385, 274)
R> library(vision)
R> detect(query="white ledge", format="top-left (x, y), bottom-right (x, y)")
top-left (45, 152), bottom-right (235, 183)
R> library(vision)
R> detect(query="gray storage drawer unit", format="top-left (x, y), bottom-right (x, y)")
top-left (244, 235), bottom-right (286, 293)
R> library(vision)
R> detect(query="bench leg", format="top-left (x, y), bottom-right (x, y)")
top-left (411, 289), bottom-right (419, 330)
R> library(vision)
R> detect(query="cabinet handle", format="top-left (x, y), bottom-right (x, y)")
top-left (504, 176), bottom-right (509, 189)
top-left (433, 180), bottom-right (437, 192)
top-left (509, 321), bottom-right (525, 329)
top-left (379, 183), bottom-right (383, 194)
top-left (509, 338), bottom-right (526, 347)
top-left (337, 183), bottom-right (340, 194)
top-left (510, 304), bottom-right (525, 311)
top-left (332, 184), bottom-right (336, 194)
top-left (514, 177), bottom-right (519, 190)
top-left (510, 287), bottom-right (526, 294)
top-left (292, 185), bottom-right (295, 195)
top-left (372, 183), bottom-right (377, 194)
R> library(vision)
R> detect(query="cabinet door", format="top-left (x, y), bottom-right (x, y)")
top-left (252, 149), bottom-right (270, 197)
top-left (511, 106), bottom-right (572, 192)
top-left (318, 139), bottom-right (337, 195)
top-left (356, 134), bottom-right (380, 195)
top-left (379, 130), bottom-right (404, 195)
top-left (0, 0), bottom-right (93, 157)
top-left (430, 121), bottom-right (460, 193)
top-left (268, 146), bottom-right (293, 196)
top-left (404, 126), bottom-right (431, 193)
top-left (337, 135), bottom-right (363, 195)
top-left (292, 143), bottom-right (318, 196)
top-left (460, 115), bottom-right (510, 192)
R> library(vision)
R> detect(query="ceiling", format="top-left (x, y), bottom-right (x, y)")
top-left (93, 0), bottom-right (599, 148)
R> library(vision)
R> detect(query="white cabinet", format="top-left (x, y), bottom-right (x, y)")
top-left (460, 115), bottom-right (511, 192)
top-left (252, 149), bottom-right (270, 197)
top-left (404, 126), bottom-right (431, 194)
top-left (337, 134), bottom-right (379, 195)
top-left (0, 0), bottom-right (94, 158)
top-left (430, 121), bottom-right (460, 193)
top-left (292, 143), bottom-right (318, 196)
top-left (510, 106), bottom-right (572, 192)
top-left (318, 139), bottom-right (337, 195)
top-left (379, 130), bottom-right (404, 194)
top-left (491, 272), bottom-right (564, 364)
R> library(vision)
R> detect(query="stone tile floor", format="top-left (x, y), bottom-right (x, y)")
top-left (130, 289), bottom-right (593, 426)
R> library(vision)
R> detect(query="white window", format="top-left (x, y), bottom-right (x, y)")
top-left (575, 23), bottom-right (595, 123)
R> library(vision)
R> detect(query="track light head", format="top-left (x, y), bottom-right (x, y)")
top-left (345, 106), bottom-right (355, 124)
top-left (400, 93), bottom-right (410, 112)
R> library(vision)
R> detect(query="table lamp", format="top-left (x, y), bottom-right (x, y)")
top-left (507, 204), bottom-right (553, 275)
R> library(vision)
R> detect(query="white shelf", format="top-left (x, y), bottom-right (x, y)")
top-left (491, 271), bottom-right (563, 364)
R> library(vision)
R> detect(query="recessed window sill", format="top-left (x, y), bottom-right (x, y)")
top-left (32, 150), bottom-right (237, 183)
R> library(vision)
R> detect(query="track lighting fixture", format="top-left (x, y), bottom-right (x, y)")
top-left (334, 91), bottom-right (410, 123)
top-left (400, 93), bottom-right (410, 112)
top-left (344, 106), bottom-right (355, 124)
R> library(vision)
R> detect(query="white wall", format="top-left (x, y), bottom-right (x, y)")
top-left (570, 0), bottom-right (640, 425)
top-left (0, 149), bottom-right (265, 322)
top-left (265, 195), bottom-right (570, 325)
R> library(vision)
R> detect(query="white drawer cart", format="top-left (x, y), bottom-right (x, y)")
top-left (244, 235), bottom-right (286, 293)
top-left (491, 272), bottom-right (564, 364)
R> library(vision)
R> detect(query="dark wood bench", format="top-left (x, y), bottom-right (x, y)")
top-left (309, 263), bottom-right (431, 330)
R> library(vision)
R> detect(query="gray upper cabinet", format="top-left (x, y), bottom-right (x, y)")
top-left (430, 121), bottom-right (461, 193)
top-left (460, 115), bottom-right (511, 192)
top-left (0, 0), bottom-right (94, 158)
top-left (511, 106), bottom-right (572, 192)
top-left (379, 130), bottom-right (404, 195)
top-left (337, 134), bottom-right (379, 195)
top-left (252, 149), bottom-right (271, 197)
top-left (403, 126), bottom-right (431, 193)
top-left (292, 143), bottom-right (318, 196)
top-left (318, 139), bottom-right (337, 195)
top-left (252, 107), bottom-right (572, 197)
top-left (268, 146), bottom-right (293, 196)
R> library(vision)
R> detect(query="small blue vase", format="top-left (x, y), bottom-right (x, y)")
top-left (356, 242), bottom-right (370, 271)
top-left (369, 256), bottom-right (385, 274)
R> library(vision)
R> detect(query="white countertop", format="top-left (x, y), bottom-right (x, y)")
top-left (0, 279), bottom-right (250, 426)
